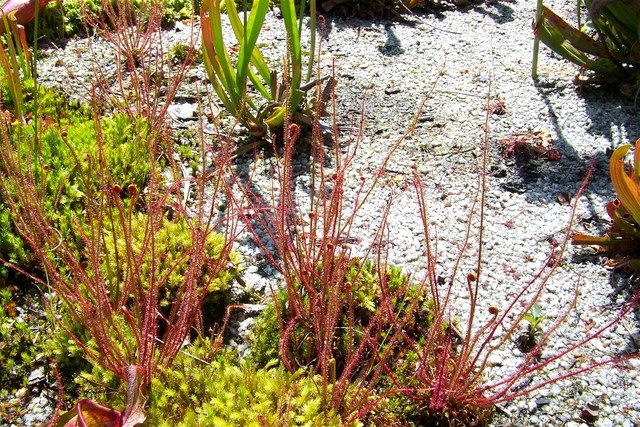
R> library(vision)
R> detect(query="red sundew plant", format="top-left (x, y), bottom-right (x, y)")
top-left (229, 125), bottom-right (401, 418)
top-left (81, 0), bottom-right (199, 130)
top-left (0, 101), bottom-right (239, 424)
top-left (231, 75), bottom-right (640, 424)
top-left (370, 117), bottom-right (640, 426)
top-left (226, 69), bottom-right (443, 420)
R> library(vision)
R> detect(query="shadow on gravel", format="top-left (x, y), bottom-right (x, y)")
top-left (472, 0), bottom-right (516, 23)
top-left (532, 83), bottom-right (640, 310)
top-left (230, 133), bottom-right (330, 268)
top-left (319, 0), bottom-right (515, 42)
top-left (580, 89), bottom-right (640, 144)
top-left (378, 24), bottom-right (405, 56)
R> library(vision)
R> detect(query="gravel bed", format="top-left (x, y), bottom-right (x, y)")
top-left (6, 1), bottom-right (640, 425)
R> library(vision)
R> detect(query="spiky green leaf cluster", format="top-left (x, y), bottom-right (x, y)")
top-left (201, 0), bottom-right (322, 137)
top-left (534, 0), bottom-right (640, 90)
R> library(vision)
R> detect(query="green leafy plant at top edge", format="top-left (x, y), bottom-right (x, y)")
top-left (0, 10), bottom-right (33, 120)
top-left (573, 139), bottom-right (640, 276)
top-left (201, 0), bottom-right (323, 137)
top-left (533, 0), bottom-right (640, 91)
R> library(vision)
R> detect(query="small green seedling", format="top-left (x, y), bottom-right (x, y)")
top-left (517, 304), bottom-right (546, 352)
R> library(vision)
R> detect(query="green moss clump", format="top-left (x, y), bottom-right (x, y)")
top-left (145, 339), bottom-right (344, 426)
top-left (0, 88), bottom-right (152, 279)
top-left (0, 287), bottom-right (40, 392)
top-left (168, 42), bottom-right (202, 66)
top-left (249, 259), bottom-right (432, 373)
top-left (102, 211), bottom-right (242, 312)
top-left (39, 0), bottom-right (201, 38)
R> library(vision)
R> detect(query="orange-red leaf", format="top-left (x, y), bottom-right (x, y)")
top-left (56, 399), bottom-right (123, 427)
top-left (610, 143), bottom-right (640, 225)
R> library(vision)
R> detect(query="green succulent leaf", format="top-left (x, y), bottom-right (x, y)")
top-left (537, 7), bottom-right (609, 61)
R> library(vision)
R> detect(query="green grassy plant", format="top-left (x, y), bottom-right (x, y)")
top-left (533, 0), bottom-right (640, 91)
top-left (0, 11), bottom-right (33, 119)
top-left (201, 0), bottom-right (322, 137)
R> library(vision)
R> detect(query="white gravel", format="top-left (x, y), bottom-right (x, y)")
top-left (13, 1), bottom-right (640, 426)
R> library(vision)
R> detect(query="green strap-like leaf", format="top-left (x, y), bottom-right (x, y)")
top-left (540, 7), bottom-right (611, 57)
top-left (536, 6), bottom-right (626, 77)
top-left (201, 0), bottom-right (240, 114)
top-left (595, 0), bottom-right (640, 43)
top-left (233, 0), bottom-right (269, 99)
top-left (225, 0), bottom-right (272, 101)
top-left (202, 23), bottom-right (235, 113)
top-left (225, 0), bottom-right (272, 87)
top-left (279, 0), bottom-right (304, 110)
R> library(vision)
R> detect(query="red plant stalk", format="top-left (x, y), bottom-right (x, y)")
top-left (392, 96), bottom-right (640, 418)
top-left (80, 0), bottom-right (198, 131)
top-left (226, 60), bottom-right (445, 418)
top-left (0, 99), bottom-right (238, 416)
